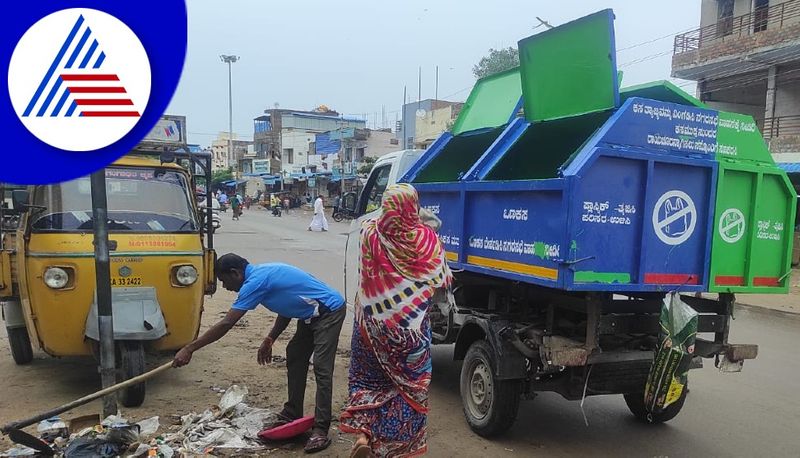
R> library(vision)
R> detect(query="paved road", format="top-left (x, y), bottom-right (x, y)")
top-left (216, 209), bottom-right (800, 457)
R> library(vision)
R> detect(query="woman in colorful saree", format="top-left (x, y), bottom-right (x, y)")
top-left (340, 183), bottom-right (452, 458)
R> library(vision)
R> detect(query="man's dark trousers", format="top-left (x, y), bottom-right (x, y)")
top-left (284, 305), bottom-right (346, 433)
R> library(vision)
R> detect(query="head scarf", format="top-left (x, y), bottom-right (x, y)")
top-left (358, 183), bottom-right (452, 330)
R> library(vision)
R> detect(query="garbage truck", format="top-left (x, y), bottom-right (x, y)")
top-left (343, 10), bottom-right (797, 436)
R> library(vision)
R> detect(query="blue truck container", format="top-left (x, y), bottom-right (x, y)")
top-left (402, 97), bottom-right (721, 293)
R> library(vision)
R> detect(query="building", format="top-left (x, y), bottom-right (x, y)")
top-left (397, 99), bottom-right (464, 150)
top-left (238, 144), bottom-right (257, 175)
top-left (414, 102), bottom-right (464, 149)
top-left (672, 0), bottom-right (800, 162)
top-left (253, 108), bottom-right (365, 176)
top-left (365, 128), bottom-right (400, 159)
top-left (310, 128), bottom-right (400, 175)
top-left (210, 132), bottom-right (253, 172)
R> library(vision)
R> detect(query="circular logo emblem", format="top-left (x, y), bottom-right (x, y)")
top-left (118, 265), bottom-right (132, 278)
top-left (719, 208), bottom-right (745, 244)
top-left (652, 190), bottom-right (697, 246)
top-left (7, 8), bottom-right (151, 151)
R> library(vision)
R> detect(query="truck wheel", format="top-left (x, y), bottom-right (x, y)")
top-left (460, 340), bottom-right (521, 437)
top-left (117, 341), bottom-right (146, 407)
top-left (623, 385), bottom-right (688, 424)
top-left (7, 327), bottom-right (33, 365)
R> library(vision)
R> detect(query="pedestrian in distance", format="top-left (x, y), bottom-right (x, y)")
top-left (340, 183), bottom-right (453, 458)
top-left (173, 253), bottom-right (346, 454)
top-left (308, 195), bottom-right (329, 232)
top-left (218, 191), bottom-right (229, 213)
top-left (230, 194), bottom-right (241, 220)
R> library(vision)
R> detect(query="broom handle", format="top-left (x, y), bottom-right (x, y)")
top-left (1, 361), bottom-right (173, 433)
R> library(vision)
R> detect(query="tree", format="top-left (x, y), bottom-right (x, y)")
top-left (358, 156), bottom-right (377, 175)
top-left (472, 47), bottom-right (519, 79)
top-left (211, 167), bottom-right (233, 188)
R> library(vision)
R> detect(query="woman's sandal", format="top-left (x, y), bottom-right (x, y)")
top-left (350, 443), bottom-right (374, 458)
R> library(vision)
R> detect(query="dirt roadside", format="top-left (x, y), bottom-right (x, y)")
top-left (0, 289), bottom-right (359, 456)
top-left (735, 270), bottom-right (800, 314)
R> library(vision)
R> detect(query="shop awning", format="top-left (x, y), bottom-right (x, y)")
top-left (777, 162), bottom-right (800, 174)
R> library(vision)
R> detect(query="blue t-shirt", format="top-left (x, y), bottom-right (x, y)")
top-left (231, 263), bottom-right (344, 320)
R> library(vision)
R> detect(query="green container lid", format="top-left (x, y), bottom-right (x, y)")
top-left (518, 9), bottom-right (619, 122)
top-left (450, 68), bottom-right (522, 136)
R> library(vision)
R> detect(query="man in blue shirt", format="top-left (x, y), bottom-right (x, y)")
top-left (173, 253), bottom-right (346, 453)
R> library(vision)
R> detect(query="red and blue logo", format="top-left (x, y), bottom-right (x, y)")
top-left (2, 1), bottom-right (186, 184)
top-left (22, 14), bottom-right (141, 119)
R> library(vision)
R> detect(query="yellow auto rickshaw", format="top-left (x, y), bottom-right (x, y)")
top-left (0, 145), bottom-right (216, 406)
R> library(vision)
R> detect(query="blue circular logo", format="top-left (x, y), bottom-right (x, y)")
top-left (2, 1), bottom-right (187, 184)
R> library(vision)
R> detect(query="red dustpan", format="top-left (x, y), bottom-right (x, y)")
top-left (258, 415), bottom-right (315, 441)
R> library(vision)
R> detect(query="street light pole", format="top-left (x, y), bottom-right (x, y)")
top-left (220, 55), bottom-right (239, 173)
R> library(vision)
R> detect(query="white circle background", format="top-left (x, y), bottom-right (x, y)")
top-left (652, 190), bottom-right (697, 246)
top-left (718, 208), bottom-right (746, 244)
top-left (7, 8), bottom-right (151, 151)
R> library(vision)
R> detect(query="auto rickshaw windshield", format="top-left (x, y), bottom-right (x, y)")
top-left (31, 167), bottom-right (198, 232)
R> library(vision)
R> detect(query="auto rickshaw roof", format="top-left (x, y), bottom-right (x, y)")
top-left (113, 154), bottom-right (187, 170)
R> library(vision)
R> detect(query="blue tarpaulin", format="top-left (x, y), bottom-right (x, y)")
top-left (314, 133), bottom-right (340, 154)
top-left (331, 174), bottom-right (357, 182)
top-left (777, 162), bottom-right (800, 174)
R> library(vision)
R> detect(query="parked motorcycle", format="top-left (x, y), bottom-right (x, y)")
top-left (332, 206), bottom-right (355, 222)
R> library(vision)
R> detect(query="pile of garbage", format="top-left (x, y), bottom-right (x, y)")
top-left (1, 385), bottom-right (278, 457)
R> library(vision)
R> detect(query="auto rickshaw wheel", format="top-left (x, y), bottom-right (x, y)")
top-left (6, 327), bottom-right (33, 365)
top-left (117, 341), bottom-right (146, 407)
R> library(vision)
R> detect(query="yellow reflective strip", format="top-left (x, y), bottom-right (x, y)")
top-left (467, 255), bottom-right (558, 281)
top-left (445, 251), bottom-right (458, 261)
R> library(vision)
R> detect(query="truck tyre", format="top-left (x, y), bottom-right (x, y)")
top-left (460, 340), bottom-right (521, 437)
top-left (7, 327), bottom-right (33, 365)
top-left (623, 385), bottom-right (688, 424)
top-left (118, 341), bottom-right (146, 407)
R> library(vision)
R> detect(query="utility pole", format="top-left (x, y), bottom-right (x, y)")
top-left (402, 86), bottom-right (407, 148)
top-left (90, 169), bottom-right (116, 418)
top-left (435, 65), bottom-right (439, 101)
top-left (220, 55), bottom-right (239, 173)
top-left (339, 118), bottom-right (346, 197)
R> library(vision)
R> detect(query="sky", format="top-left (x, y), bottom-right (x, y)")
top-left (166, 0), bottom-right (703, 146)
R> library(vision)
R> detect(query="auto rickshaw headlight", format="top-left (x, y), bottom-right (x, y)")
top-left (174, 265), bottom-right (198, 286)
top-left (44, 267), bottom-right (70, 289)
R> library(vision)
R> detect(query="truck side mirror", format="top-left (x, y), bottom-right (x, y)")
top-left (11, 190), bottom-right (29, 211)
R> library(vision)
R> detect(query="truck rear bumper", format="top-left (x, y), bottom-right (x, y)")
top-left (694, 338), bottom-right (758, 361)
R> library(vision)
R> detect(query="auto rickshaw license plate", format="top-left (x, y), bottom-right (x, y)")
top-left (111, 277), bottom-right (143, 287)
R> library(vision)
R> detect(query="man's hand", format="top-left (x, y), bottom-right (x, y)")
top-left (173, 346), bottom-right (193, 367)
top-left (257, 336), bottom-right (274, 365)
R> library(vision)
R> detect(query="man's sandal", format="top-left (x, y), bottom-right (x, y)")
top-left (268, 411), bottom-right (296, 429)
top-left (304, 433), bottom-right (332, 454)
